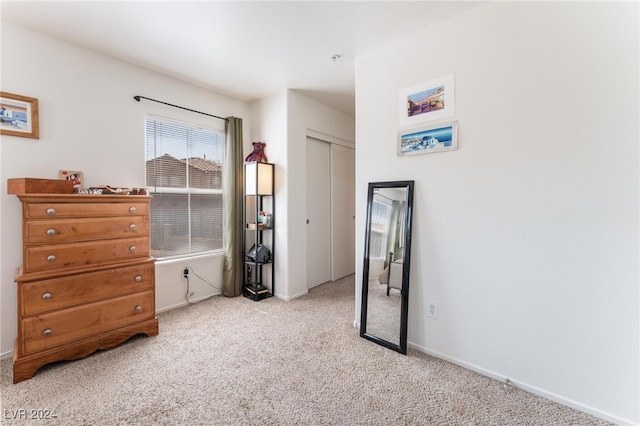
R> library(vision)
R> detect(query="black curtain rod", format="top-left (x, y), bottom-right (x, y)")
top-left (133, 95), bottom-right (228, 122)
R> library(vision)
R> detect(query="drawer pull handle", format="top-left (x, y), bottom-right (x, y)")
top-left (129, 224), bottom-right (137, 231)
top-left (43, 329), bottom-right (52, 336)
top-left (135, 305), bottom-right (142, 312)
top-left (46, 228), bottom-right (56, 236)
top-left (129, 246), bottom-right (137, 253)
top-left (46, 208), bottom-right (56, 215)
top-left (46, 255), bottom-right (56, 262)
top-left (42, 292), bottom-right (52, 300)
top-left (134, 275), bottom-right (142, 282)
top-left (129, 206), bottom-right (137, 213)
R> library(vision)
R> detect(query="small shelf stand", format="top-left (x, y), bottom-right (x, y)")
top-left (242, 162), bottom-right (275, 301)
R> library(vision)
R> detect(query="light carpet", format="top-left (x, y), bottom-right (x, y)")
top-left (1, 275), bottom-right (611, 425)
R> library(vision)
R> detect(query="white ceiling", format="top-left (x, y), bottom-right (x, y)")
top-left (0, 1), bottom-right (481, 116)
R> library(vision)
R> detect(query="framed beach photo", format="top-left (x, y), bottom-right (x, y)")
top-left (397, 121), bottom-right (458, 156)
top-left (0, 92), bottom-right (39, 139)
top-left (399, 74), bottom-right (454, 127)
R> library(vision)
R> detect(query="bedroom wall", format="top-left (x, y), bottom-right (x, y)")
top-left (250, 90), bottom-right (355, 300)
top-left (249, 92), bottom-right (288, 298)
top-left (285, 90), bottom-right (355, 300)
top-left (0, 22), bottom-right (251, 357)
top-left (355, 2), bottom-right (638, 424)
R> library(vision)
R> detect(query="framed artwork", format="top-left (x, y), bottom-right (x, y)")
top-left (59, 170), bottom-right (84, 188)
top-left (399, 74), bottom-right (454, 127)
top-left (0, 92), bottom-right (39, 139)
top-left (397, 121), bottom-right (458, 156)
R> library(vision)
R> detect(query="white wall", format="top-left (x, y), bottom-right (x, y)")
top-left (249, 92), bottom-right (288, 297)
top-left (0, 22), bottom-right (250, 357)
top-left (355, 2), bottom-right (638, 424)
top-left (250, 90), bottom-right (355, 300)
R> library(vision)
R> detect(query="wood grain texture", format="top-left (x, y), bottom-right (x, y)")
top-left (12, 193), bottom-right (157, 383)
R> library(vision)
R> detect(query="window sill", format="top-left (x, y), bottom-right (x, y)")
top-left (154, 250), bottom-right (224, 265)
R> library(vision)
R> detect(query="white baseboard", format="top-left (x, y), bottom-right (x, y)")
top-left (156, 292), bottom-right (222, 314)
top-left (278, 289), bottom-right (308, 302)
top-left (408, 341), bottom-right (637, 426)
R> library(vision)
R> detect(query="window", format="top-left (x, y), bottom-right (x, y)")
top-left (369, 195), bottom-right (392, 260)
top-left (145, 116), bottom-right (224, 259)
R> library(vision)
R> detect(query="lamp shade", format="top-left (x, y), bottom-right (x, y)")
top-left (245, 162), bottom-right (274, 195)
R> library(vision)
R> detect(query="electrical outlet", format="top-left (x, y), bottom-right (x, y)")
top-left (426, 301), bottom-right (439, 319)
top-left (182, 267), bottom-right (189, 280)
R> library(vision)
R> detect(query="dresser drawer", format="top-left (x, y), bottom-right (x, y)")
top-left (25, 202), bottom-right (148, 219)
top-left (25, 216), bottom-right (149, 244)
top-left (25, 237), bottom-right (149, 273)
top-left (21, 290), bottom-right (154, 355)
top-left (21, 262), bottom-right (154, 316)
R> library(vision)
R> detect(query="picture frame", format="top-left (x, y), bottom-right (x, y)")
top-left (399, 74), bottom-right (454, 127)
top-left (0, 92), bottom-right (39, 139)
top-left (397, 120), bottom-right (458, 156)
top-left (59, 170), bottom-right (84, 188)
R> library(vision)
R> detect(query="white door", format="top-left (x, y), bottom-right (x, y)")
top-left (331, 144), bottom-right (355, 280)
top-left (306, 137), bottom-right (332, 289)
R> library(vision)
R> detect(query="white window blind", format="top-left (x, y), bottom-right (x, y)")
top-left (145, 116), bottom-right (224, 259)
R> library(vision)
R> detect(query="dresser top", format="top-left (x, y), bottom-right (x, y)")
top-left (16, 194), bottom-right (153, 203)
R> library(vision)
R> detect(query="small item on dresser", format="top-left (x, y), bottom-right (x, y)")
top-left (101, 186), bottom-right (131, 195)
top-left (7, 178), bottom-right (74, 195)
top-left (59, 170), bottom-right (84, 189)
top-left (81, 187), bottom-right (104, 195)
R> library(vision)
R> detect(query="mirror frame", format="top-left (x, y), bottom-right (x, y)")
top-left (360, 180), bottom-right (414, 354)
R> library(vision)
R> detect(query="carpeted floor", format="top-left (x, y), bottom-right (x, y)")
top-left (363, 278), bottom-right (401, 345)
top-left (1, 275), bottom-right (611, 425)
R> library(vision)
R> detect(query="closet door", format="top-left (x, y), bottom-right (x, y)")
top-left (331, 144), bottom-right (355, 280)
top-left (306, 137), bottom-right (331, 289)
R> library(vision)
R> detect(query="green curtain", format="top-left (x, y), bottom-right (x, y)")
top-left (223, 117), bottom-right (244, 296)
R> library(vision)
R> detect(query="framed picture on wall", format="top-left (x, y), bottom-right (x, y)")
top-left (0, 92), bottom-right (39, 139)
top-left (399, 74), bottom-right (454, 127)
top-left (397, 120), bottom-right (458, 156)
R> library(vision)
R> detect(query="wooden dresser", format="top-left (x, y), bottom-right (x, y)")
top-left (11, 193), bottom-right (158, 383)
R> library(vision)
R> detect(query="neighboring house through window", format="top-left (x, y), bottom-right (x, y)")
top-left (145, 115), bottom-right (224, 259)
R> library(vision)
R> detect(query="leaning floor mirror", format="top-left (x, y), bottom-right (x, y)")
top-left (360, 180), bottom-right (414, 354)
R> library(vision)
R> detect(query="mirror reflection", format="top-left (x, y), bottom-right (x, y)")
top-left (360, 181), bottom-right (414, 354)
